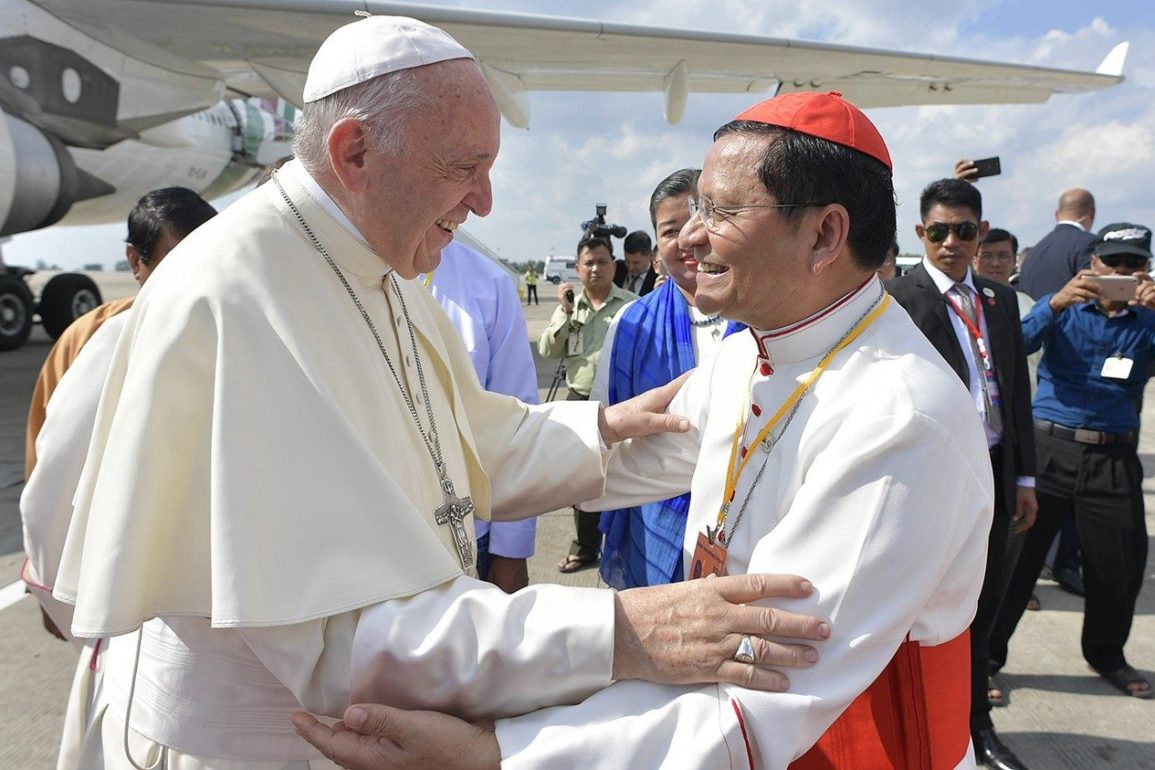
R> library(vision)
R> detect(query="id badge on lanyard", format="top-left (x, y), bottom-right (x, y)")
top-left (690, 529), bottom-right (728, 579)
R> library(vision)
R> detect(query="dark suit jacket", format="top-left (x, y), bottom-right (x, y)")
top-left (616, 266), bottom-right (658, 296)
top-left (613, 260), bottom-right (628, 288)
top-left (637, 267), bottom-right (658, 296)
top-left (1018, 223), bottom-right (1096, 300)
top-left (887, 264), bottom-right (1035, 515)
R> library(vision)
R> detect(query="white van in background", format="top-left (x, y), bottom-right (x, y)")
top-left (544, 255), bottom-right (581, 284)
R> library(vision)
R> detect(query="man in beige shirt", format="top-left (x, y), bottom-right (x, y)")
top-left (538, 233), bottom-right (636, 572)
top-left (538, 234), bottom-right (637, 401)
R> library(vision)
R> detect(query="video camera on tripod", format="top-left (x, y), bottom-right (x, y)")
top-left (581, 204), bottom-right (627, 241)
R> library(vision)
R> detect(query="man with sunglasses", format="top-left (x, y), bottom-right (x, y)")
top-left (990, 223), bottom-right (1155, 703)
top-left (888, 178), bottom-right (1037, 770)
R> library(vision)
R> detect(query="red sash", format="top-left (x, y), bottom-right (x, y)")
top-left (789, 631), bottom-right (971, 769)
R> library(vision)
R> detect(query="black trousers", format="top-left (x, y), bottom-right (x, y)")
top-left (990, 429), bottom-right (1148, 674)
top-left (566, 388), bottom-right (602, 559)
top-left (971, 445), bottom-right (1012, 732)
top-left (526, 285), bottom-right (538, 304)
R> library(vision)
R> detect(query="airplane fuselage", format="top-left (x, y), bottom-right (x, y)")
top-left (0, 0), bottom-right (291, 236)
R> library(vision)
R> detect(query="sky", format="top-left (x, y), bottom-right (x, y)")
top-left (5, 0), bottom-right (1155, 270)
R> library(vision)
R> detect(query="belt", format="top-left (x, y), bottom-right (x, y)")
top-left (1034, 419), bottom-right (1136, 446)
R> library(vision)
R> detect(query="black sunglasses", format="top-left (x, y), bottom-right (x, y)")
top-left (1098, 253), bottom-right (1149, 270)
top-left (924, 221), bottom-right (979, 243)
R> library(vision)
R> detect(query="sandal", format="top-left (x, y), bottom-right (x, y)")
top-left (557, 553), bottom-right (598, 574)
top-left (1095, 665), bottom-right (1153, 699)
top-left (987, 677), bottom-right (1006, 708)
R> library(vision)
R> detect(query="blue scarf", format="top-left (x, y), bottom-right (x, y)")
top-left (598, 279), bottom-right (744, 588)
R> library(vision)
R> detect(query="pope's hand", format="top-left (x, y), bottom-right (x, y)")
top-left (612, 573), bottom-right (830, 691)
top-left (599, 370), bottom-right (693, 446)
top-left (292, 706), bottom-right (499, 770)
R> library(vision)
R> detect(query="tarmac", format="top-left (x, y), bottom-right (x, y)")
top-left (0, 276), bottom-right (1151, 768)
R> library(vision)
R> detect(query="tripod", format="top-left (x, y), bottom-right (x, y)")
top-left (546, 358), bottom-right (567, 401)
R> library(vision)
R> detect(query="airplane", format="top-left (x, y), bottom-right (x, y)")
top-left (0, 0), bottom-right (1129, 350)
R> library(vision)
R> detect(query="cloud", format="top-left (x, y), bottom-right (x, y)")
top-left (6, 1), bottom-right (1151, 271)
top-left (468, 5), bottom-right (1153, 263)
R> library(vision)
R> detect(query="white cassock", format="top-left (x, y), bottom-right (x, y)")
top-left (478, 278), bottom-right (993, 769)
top-left (51, 160), bottom-right (618, 768)
top-left (424, 241), bottom-right (539, 559)
top-left (21, 310), bottom-right (131, 770)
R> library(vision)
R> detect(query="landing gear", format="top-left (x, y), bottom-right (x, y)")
top-left (0, 274), bottom-right (34, 351)
top-left (38, 273), bottom-right (102, 339)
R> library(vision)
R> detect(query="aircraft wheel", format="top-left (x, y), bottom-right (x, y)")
top-left (39, 273), bottom-right (102, 340)
top-left (0, 275), bottom-right (35, 351)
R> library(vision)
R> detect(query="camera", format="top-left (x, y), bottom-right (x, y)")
top-left (564, 288), bottom-right (575, 304)
top-left (581, 204), bottom-right (627, 240)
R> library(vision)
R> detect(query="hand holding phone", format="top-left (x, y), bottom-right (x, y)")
top-left (954, 157), bottom-right (1000, 182)
top-left (971, 156), bottom-right (1001, 178)
top-left (1085, 274), bottom-right (1138, 302)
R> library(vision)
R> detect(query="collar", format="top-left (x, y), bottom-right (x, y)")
top-left (1079, 301), bottom-right (1135, 318)
top-left (748, 275), bottom-right (882, 371)
top-left (1056, 219), bottom-right (1087, 232)
top-left (922, 257), bottom-right (977, 296)
top-left (277, 161), bottom-right (392, 281)
top-left (579, 283), bottom-right (631, 309)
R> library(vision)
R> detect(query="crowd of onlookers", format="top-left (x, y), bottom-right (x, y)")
top-left (534, 162), bottom-right (1152, 770)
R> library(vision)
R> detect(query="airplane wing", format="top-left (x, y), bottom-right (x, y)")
top-left (33, 0), bottom-right (1127, 127)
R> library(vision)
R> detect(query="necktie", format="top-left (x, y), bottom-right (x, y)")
top-left (950, 283), bottom-right (1003, 435)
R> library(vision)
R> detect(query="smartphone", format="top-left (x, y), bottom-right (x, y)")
top-left (1086, 274), bottom-right (1138, 301)
top-left (971, 156), bottom-right (1001, 178)
top-left (564, 288), bottom-right (575, 304)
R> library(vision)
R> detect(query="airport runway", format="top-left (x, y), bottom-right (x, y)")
top-left (0, 275), bottom-right (1151, 768)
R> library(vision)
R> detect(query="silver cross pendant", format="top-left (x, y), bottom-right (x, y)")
top-left (433, 476), bottom-right (475, 569)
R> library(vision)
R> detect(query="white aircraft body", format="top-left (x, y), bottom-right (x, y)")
top-left (0, 0), bottom-right (1129, 238)
top-left (0, 0), bottom-right (1128, 349)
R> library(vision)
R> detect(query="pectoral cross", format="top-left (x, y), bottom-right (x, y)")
top-left (434, 475), bottom-right (475, 569)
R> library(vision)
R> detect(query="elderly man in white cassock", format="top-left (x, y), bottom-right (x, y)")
top-left (296, 93), bottom-right (995, 769)
top-left (50, 16), bottom-right (831, 770)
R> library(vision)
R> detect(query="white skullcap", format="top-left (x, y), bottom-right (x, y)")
top-left (302, 15), bottom-right (474, 103)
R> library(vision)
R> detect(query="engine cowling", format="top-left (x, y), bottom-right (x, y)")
top-left (0, 109), bottom-right (78, 235)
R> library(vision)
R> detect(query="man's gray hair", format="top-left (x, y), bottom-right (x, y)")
top-left (292, 69), bottom-right (428, 173)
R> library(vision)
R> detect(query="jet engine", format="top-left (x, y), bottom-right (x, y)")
top-left (0, 110), bottom-right (113, 236)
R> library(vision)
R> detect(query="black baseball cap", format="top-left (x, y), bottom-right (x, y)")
top-left (1095, 222), bottom-right (1153, 259)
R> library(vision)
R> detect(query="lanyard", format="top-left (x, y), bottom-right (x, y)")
top-left (943, 290), bottom-right (985, 342)
top-left (943, 290), bottom-right (992, 371)
top-left (713, 294), bottom-right (891, 538)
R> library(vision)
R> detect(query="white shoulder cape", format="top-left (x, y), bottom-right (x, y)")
top-left (55, 174), bottom-right (528, 637)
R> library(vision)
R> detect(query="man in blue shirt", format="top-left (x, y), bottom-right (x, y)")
top-left (990, 222), bottom-right (1155, 700)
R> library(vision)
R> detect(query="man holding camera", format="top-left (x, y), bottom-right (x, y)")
top-left (538, 234), bottom-right (637, 571)
top-left (991, 223), bottom-right (1155, 702)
